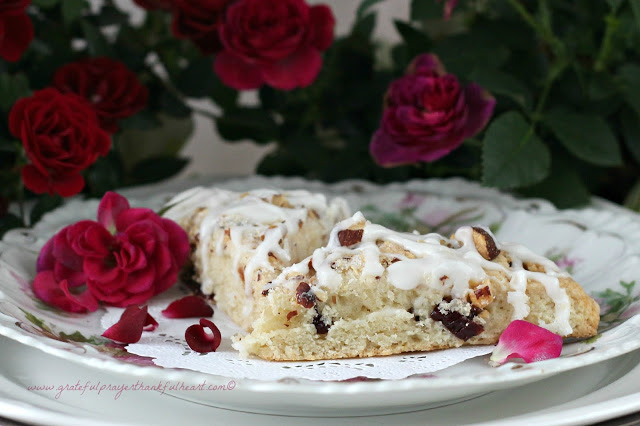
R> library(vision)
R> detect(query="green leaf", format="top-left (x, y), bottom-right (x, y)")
top-left (62, 0), bottom-right (87, 26)
top-left (31, 0), bottom-right (59, 8)
top-left (216, 108), bottom-right (279, 143)
top-left (393, 21), bottom-right (431, 58)
top-left (482, 112), bottom-right (551, 188)
top-left (0, 73), bottom-right (31, 111)
top-left (619, 64), bottom-right (640, 117)
top-left (630, 0), bottom-right (640, 31)
top-left (518, 156), bottom-right (591, 208)
top-left (81, 22), bottom-right (114, 57)
top-left (175, 57), bottom-right (216, 98)
top-left (0, 213), bottom-right (23, 238)
top-left (95, 5), bottom-right (129, 26)
top-left (621, 108), bottom-right (640, 164)
top-left (469, 68), bottom-right (532, 110)
top-left (356, 0), bottom-right (385, 19)
top-left (131, 156), bottom-right (189, 184)
top-left (352, 12), bottom-right (376, 39)
top-left (30, 195), bottom-right (63, 226)
top-left (410, 0), bottom-right (442, 21)
top-left (117, 114), bottom-right (194, 171)
top-left (544, 108), bottom-right (622, 167)
top-left (119, 110), bottom-right (161, 131)
top-left (85, 153), bottom-right (123, 197)
top-left (161, 91), bottom-right (191, 118)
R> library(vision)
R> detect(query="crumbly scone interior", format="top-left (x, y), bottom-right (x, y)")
top-left (163, 187), bottom-right (350, 330)
top-left (233, 212), bottom-right (600, 361)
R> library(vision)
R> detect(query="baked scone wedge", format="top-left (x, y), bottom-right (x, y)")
top-left (233, 212), bottom-right (600, 361)
top-left (163, 187), bottom-right (349, 330)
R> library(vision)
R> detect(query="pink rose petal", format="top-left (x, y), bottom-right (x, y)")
top-left (185, 318), bottom-right (221, 353)
top-left (490, 320), bottom-right (563, 366)
top-left (98, 192), bottom-right (130, 234)
top-left (102, 305), bottom-right (149, 343)
top-left (162, 295), bottom-right (214, 319)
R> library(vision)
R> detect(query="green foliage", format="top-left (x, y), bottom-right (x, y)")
top-left (482, 112), bottom-right (550, 188)
top-left (544, 108), bottom-right (622, 167)
top-left (0, 73), bottom-right (31, 111)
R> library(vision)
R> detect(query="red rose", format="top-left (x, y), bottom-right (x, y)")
top-left (214, 0), bottom-right (335, 90)
top-left (171, 0), bottom-right (231, 54)
top-left (0, 0), bottom-right (33, 62)
top-left (370, 54), bottom-right (495, 166)
top-left (79, 192), bottom-right (190, 307)
top-left (9, 88), bottom-right (111, 197)
top-left (133, 0), bottom-right (172, 10)
top-left (33, 192), bottom-right (190, 312)
top-left (53, 57), bottom-right (149, 134)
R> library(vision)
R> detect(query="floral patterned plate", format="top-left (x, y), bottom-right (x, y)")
top-left (1, 176), bottom-right (640, 416)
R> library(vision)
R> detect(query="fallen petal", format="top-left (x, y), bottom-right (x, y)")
top-left (102, 305), bottom-right (149, 343)
top-left (144, 313), bottom-right (159, 332)
top-left (490, 320), bottom-right (563, 366)
top-left (185, 318), bottom-right (221, 353)
top-left (162, 295), bottom-right (214, 319)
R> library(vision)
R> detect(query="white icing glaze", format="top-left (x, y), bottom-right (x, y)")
top-left (163, 186), bottom-right (349, 316)
top-left (270, 212), bottom-right (574, 335)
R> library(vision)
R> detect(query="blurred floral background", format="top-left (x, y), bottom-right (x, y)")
top-left (2, 0), bottom-right (640, 237)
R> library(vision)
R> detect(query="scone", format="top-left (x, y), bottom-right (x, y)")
top-left (163, 187), bottom-right (349, 330)
top-left (233, 212), bottom-right (600, 361)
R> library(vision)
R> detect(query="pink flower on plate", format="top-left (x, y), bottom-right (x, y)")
top-left (370, 53), bottom-right (495, 167)
top-left (33, 192), bottom-right (190, 312)
top-left (490, 320), bottom-right (563, 366)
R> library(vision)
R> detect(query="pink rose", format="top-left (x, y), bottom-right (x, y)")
top-left (32, 192), bottom-right (190, 312)
top-left (370, 54), bottom-right (495, 166)
top-left (214, 0), bottom-right (335, 90)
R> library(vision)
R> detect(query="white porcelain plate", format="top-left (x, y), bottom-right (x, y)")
top-left (1, 177), bottom-right (640, 416)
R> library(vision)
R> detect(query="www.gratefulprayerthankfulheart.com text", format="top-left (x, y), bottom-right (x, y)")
top-left (27, 379), bottom-right (236, 400)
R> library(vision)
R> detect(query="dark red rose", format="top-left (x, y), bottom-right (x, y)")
top-left (214, 0), bottom-right (335, 90)
top-left (53, 57), bottom-right (149, 134)
top-left (33, 192), bottom-right (190, 312)
top-left (0, 0), bottom-right (33, 62)
top-left (9, 88), bottom-right (111, 197)
top-left (171, 0), bottom-right (231, 54)
top-left (133, 0), bottom-right (172, 10)
top-left (78, 192), bottom-right (190, 307)
top-left (370, 54), bottom-right (495, 166)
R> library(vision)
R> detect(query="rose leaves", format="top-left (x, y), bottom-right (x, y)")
top-left (490, 320), bottom-right (563, 367)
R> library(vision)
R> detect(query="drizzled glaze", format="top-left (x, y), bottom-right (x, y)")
top-left (269, 212), bottom-right (573, 335)
top-left (163, 187), bottom-right (349, 316)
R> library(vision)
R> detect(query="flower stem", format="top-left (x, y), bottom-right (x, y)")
top-left (594, 14), bottom-right (620, 72)
top-left (507, 0), bottom-right (564, 58)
